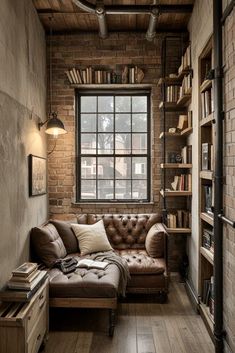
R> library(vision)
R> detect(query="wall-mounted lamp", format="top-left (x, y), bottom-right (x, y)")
top-left (38, 112), bottom-right (67, 138)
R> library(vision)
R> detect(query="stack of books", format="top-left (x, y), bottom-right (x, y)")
top-left (0, 262), bottom-right (47, 302)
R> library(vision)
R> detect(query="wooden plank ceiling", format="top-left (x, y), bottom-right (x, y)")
top-left (33, 0), bottom-right (195, 33)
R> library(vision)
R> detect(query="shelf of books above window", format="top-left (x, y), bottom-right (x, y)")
top-left (159, 127), bottom-right (193, 139)
top-left (200, 79), bottom-right (212, 93)
top-left (160, 189), bottom-right (192, 197)
top-left (164, 226), bottom-right (191, 234)
top-left (159, 101), bottom-right (187, 112)
top-left (200, 212), bottom-right (214, 226)
top-left (200, 246), bottom-right (214, 265)
top-left (200, 112), bottom-right (214, 127)
top-left (160, 163), bottom-right (192, 169)
top-left (70, 83), bottom-right (153, 89)
top-left (200, 170), bottom-right (213, 180)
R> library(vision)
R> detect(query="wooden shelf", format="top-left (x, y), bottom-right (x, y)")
top-left (200, 113), bottom-right (214, 126)
top-left (177, 91), bottom-right (192, 107)
top-left (160, 189), bottom-right (192, 197)
top-left (199, 302), bottom-right (214, 338)
top-left (200, 170), bottom-right (213, 180)
top-left (181, 127), bottom-right (193, 136)
top-left (178, 66), bottom-right (191, 80)
top-left (159, 128), bottom-right (192, 139)
top-left (200, 246), bottom-right (214, 265)
top-left (160, 163), bottom-right (192, 169)
top-left (200, 79), bottom-right (212, 93)
top-left (164, 227), bottom-right (191, 234)
top-left (70, 83), bottom-right (153, 89)
top-left (159, 101), bottom-right (186, 112)
top-left (158, 77), bottom-right (181, 85)
top-left (200, 212), bottom-right (214, 226)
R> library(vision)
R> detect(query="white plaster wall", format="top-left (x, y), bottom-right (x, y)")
top-left (0, 0), bottom-right (47, 287)
top-left (187, 0), bottom-right (213, 294)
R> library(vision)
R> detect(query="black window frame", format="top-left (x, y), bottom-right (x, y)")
top-left (75, 89), bottom-right (151, 202)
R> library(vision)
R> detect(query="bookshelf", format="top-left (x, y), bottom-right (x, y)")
top-left (198, 37), bottom-right (215, 336)
top-left (159, 41), bottom-right (193, 236)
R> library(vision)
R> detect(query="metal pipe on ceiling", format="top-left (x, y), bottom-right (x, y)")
top-left (96, 5), bottom-right (108, 39)
top-left (146, 9), bottom-right (159, 41)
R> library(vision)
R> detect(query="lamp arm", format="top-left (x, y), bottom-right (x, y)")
top-left (38, 117), bottom-right (50, 130)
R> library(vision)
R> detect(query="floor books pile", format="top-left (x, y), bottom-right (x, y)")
top-left (0, 262), bottom-right (47, 302)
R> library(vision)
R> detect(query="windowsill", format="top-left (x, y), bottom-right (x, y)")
top-left (71, 201), bottom-right (155, 207)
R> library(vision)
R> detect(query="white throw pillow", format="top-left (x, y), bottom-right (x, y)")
top-left (71, 220), bottom-right (113, 256)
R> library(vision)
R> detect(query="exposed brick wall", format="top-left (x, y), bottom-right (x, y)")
top-left (223, 7), bottom-right (235, 353)
top-left (47, 31), bottom-right (186, 270)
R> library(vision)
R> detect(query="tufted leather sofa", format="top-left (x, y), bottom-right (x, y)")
top-left (31, 213), bottom-right (168, 335)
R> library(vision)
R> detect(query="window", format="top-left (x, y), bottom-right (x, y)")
top-left (76, 91), bottom-right (150, 202)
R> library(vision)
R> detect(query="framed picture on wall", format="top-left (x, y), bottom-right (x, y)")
top-left (28, 154), bottom-right (47, 196)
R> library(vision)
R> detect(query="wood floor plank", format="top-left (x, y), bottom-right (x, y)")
top-left (152, 320), bottom-right (172, 353)
top-left (74, 332), bottom-right (93, 353)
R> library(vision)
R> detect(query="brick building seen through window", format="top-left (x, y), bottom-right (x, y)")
top-left (76, 91), bottom-right (150, 202)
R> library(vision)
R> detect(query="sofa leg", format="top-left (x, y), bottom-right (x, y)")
top-left (159, 291), bottom-right (168, 303)
top-left (109, 309), bottom-right (116, 337)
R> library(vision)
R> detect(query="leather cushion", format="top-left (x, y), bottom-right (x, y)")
top-left (116, 249), bottom-right (165, 275)
top-left (50, 220), bottom-right (79, 254)
top-left (31, 223), bottom-right (67, 267)
top-left (145, 223), bottom-right (165, 258)
top-left (48, 263), bottom-right (119, 298)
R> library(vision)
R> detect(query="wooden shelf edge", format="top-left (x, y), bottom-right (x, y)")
top-left (200, 79), bottom-right (212, 93)
top-left (158, 77), bottom-right (181, 86)
top-left (200, 212), bottom-right (214, 226)
top-left (200, 170), bottom-right (213, 180)
top-left (164, 227), bottom-right (191, 234)
top-left (160, 190), bottom-right (192, 197)
top-left (160, 163), bottom-right (192, 169)
top-left (181, 127), bottom-right (193, 136)
top-left (200, 113), bottom-right (214, 126)
top-left (200, 246), bottom-right (214, 265)
top-left (199, 302), bottom-right (214, 335)
top-left (177, 93), bottom-right (192, 107)
top-left (159, 132), bottom-right (181, 139)
top-left (159, 101), bottom-right (186, 111)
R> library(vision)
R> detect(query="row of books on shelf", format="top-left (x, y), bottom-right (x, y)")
top-left (201, 88), bottom-right (214, 118)
top-left (167, 145), bottom-right (192, 164)
top-left (203, 185), bottom-right (214, 213)
top-left (171, 174), bottom-right (192, 191)
top-left (0, 262), bottom-right (47, 302)
top-left (202, 143), bottom-right (214, 170)
top-left (65, 65), bottom-right (144, 85)
top-left (166, 210), bottom-right (191, 228)
top-left (202, 276), bottom-right (214, 318)
top-left (178, 44), bottom-right (191, 74)
top-left (179, 74), bottom-right (192, 97)
top-left (202, 227), bottom-right (214, 252)
top-left (166, 85), bottom-right (180, 102)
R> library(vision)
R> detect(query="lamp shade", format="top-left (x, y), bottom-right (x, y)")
top-left (45, 114), bottom-right (67, 136)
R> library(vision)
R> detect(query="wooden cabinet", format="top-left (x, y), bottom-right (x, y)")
top-left (198, 37), bottom-right (215, 338)
top-left (0, 279), bottom-right (49, 353)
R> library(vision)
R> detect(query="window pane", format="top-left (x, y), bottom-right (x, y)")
top-left (81, 180), bottom-right (96, 199)
top-left (98, 134), bottom-right (113, 154)
top-left (132, 134), bottom-right (147, 154)
top-left (115, 114), bottom-right (131, 132)
top-left (98, 180), bottom-right (113, 199)
top-left (132, 157), bottom-right (147, 179)
top-left (132, 96), bottom-right (147, 112)
top-left (132, 180), bottom-right (147, 199)
top-left (115, 134), bottom-right (131, 154)
top-left (81, 114), bottom-right (96, 132)
top-left (98, 96), bottom-right (114, 112)
top-left (81, 134), bottom-right (96, 154)
top-left (81, 96), bottom-right (96, 112)
top-left (98, 114), bottom-right (113, 132)
top-left (115, 157), bottom-right (131, 178)
top-left (115, 180), bottom-right (131, 199)
top-left (132, 114), bottom-right (147, 132)
top-left (81, 157), bottom-right (96, 179)
top-left (97, 157), bottom-right (114, 179)
top-left (115, 96), bottom-right (131, 112)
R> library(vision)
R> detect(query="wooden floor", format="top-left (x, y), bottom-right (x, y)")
top-left (42, 275), bottom-right (214, 353)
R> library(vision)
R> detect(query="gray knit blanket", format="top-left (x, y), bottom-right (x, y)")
top-left (90, 251), bottom-right (130, 296)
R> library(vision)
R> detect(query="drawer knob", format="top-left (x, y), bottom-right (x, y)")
top-left (39, 293), bottom-right (44, 300)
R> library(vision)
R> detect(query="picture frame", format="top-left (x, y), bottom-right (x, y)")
top-left (28, 154), bottom-right (47, 196)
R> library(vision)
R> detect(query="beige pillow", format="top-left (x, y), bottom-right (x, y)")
top-left (71, 220), bottom-right (113, 256)
top-left (145, 223), bottom-right (165, 258)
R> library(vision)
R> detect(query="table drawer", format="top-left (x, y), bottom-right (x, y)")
top-left (26, 283), bottom-right (48, 337)
top-left (27, 310), bottom-right (47, 353)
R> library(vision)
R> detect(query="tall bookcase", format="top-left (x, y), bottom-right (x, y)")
top-left (198, 37), bottom-right (215, 337)
top-left (159, 37), bottom-right (193, 271)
